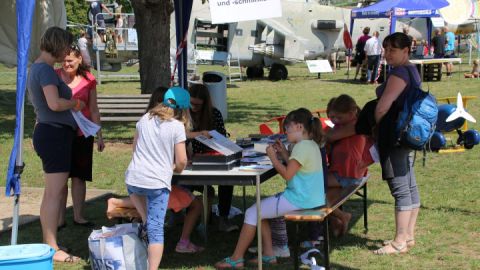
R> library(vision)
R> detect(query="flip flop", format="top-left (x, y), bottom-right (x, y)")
top-left (247, 255), bottom-right (277, 265)
top-left (373, 241), bottom-right (408, 255)
top-left (54, 250), bottom-right (81, 264)
top-left (214, 257), bottom-right (245, 269)
top-left (383, 239), bottom-right (415, 248)
top-left (175, 241), bottom-right (205, 253)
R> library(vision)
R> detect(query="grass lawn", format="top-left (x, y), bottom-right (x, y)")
top-left (0, 61), bottom-right (479, 269)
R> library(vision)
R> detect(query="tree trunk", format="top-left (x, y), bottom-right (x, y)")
top-left (131, 0), bottom-right (173, 94)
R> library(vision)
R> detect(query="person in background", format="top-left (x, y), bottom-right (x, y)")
top-left (364, 31), bottom-right (382, 84)
top-left (89, 0), bottom-right (113, 42)
top-left (431, 28), bottom-right (446, 58)
top-left (115, 4), bottom-right (124, 44)
top-left (77, 30), bottom-right (91, 67)
top-left (27, 26), bottom-right (85, 263)
top-left (56, 44), bottom-right (104, 229)
top-left (186, 83), bottom-right (238, 232)
top-left (444, 26), bottom-right (455, 77)
top-left (215, 108), bottom-right (326, 269)
top-left (354, 27), bottom-right (371, 81)
top-left (464, 59), bottom-right (479, 78)
top-left (125, 87), bottom-right (190, 269)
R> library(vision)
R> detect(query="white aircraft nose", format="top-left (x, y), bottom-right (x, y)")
top-left (446, 92), bottom-right (477, 123)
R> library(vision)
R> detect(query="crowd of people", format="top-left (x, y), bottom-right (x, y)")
top-left (350, 25), bottom-right (479, 83)
top-left (28, 25), bottom-right (426, 268)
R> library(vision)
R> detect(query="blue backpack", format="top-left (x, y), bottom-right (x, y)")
top-left (395, 68), bottom-right (438, 150)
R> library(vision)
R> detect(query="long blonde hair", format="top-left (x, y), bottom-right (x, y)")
top-left (148, 99), bottom-right (191, 130)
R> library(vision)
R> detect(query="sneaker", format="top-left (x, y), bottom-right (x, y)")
top-left (218, 217), bottom-right (239, 232)
top-left (248, 245), bottom-right (290, 258)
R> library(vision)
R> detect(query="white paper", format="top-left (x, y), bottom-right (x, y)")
top-left (71, 110), bottom-right (100, 137)
top-left (369, 144), bottom-right (380, 163)
top-left (194, 130), bottom-right (243, 156)
top-left (209, 0), bottom-right (282, 24)
top-left (306, 60), bottom-right (333, 73)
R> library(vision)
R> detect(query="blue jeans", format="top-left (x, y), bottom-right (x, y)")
top-left (332, 172), bottom-right (364, 188)
top-left (126, 185), bottom-right (170, 244)
top-left (367, 55), bottom-right (380, 82)
top-left (386, 148), bottom-right (421, 211)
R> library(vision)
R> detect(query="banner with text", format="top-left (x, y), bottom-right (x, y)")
top-left (209, 0), bottom-right (282, 24)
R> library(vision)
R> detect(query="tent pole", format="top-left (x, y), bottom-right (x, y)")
top-left (11, 99), bottom-right (24, 245)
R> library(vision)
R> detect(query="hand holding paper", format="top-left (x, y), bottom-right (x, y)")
top-left (71, 110), bottom-right (101, 137)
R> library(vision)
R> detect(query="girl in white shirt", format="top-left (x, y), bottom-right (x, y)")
top-left (125, 87), bottom-right (191, 270)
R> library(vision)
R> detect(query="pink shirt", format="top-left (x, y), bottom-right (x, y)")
top-left (55, 69), bottom-right (97, 135)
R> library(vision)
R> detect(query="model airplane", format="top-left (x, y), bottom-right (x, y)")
top-left (429, 92), bottom-right (479, 151)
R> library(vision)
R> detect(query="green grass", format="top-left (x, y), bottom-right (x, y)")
top-left (0, 61), bottom-right (479, 269)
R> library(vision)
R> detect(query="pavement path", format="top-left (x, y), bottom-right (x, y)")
top-left (0, 187), bottom-right (112, 233)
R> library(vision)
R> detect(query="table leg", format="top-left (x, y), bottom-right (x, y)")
top-left (202, 184), bottom-right (208, 242)
top-left (256, 175), bottom-right (263, 270)
top-left (421, 63), bottom-right (424, 82)
top-left (243, 186), bottom-right (246, 212)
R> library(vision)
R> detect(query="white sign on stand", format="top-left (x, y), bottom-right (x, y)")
top-left (431, 17), bottom-right (445, 28)
top-left (306, 60), bottom-right (333, 73)
top-left (209, 0), bottom-right (282, 24)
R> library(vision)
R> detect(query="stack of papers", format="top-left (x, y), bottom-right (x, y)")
top-left (195, 130), bottom-right (243, 156)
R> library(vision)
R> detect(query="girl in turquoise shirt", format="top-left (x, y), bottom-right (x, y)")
top-left (215, 108), bottom-right (325, 269)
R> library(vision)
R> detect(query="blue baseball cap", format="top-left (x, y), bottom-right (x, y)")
top-left (163, 86), bottom-right (191, 109)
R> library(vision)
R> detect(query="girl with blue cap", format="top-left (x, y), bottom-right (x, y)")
top-left (124, 86), bottom-right (191, 270)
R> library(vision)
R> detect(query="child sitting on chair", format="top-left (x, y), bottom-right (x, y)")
top-left (324, 95), bottom-right (375, 237)
top-left (464, 59), bottom-right (479, 78)
top-left (214, 108), bottom-right (326, 269)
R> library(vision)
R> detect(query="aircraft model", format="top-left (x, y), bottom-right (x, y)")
top-left (429, 92), bottom-right (479, 152)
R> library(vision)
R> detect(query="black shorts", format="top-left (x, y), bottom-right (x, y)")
top-left (33, 123), bottom-right (75, 173)
top-left (70, 135), bottom-right (94, 181)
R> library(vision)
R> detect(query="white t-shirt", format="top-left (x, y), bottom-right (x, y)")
top-left (77, 37), bottom-right (91, 66)
top-left (125, 113), bottom-right (186, 190)
top-left (364, 36), bottom-right (382, 56)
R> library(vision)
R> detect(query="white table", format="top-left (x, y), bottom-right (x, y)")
top-left (410, 58), bottom-right (462, 81)
top-left (173, 166), bottom-right (277, 270)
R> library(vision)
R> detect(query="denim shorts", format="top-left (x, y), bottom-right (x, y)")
top-left (126, 184), bottom-right (170, 244)
top-left (333, 172), bottom-right (363, 188)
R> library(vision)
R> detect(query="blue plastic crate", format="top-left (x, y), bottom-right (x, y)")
top-left (0, 244), bottom-right (55, 270)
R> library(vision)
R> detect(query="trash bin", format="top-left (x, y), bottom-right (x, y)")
top-left (0, 244), bottom-right (55, 270)
top-left (202, 71), bottom-right (228, 120)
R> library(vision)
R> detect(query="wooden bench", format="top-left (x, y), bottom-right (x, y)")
top-left (98, 94), bottom-right (151, 122)
top-left (284, 177), bottom-right (368, 270)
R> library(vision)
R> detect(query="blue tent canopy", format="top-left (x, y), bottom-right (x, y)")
top-left (351, 0), bottom-right (450, 43)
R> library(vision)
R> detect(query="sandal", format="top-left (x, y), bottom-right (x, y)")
top-left (175, 241), bottom-right (205, 253)
top-left (373, 241), bottom-right (408, 255)
top-left (383, 239), bottom-right (415, 248)
top-left (53, 249), bottom-right (81, 263)
top-left (247, 255), bottom-right (277, 265)
top-left (214, 257), bottom-right (245, 269)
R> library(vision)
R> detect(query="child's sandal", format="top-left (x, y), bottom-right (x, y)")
top-left (247, 255), bottom-right (277, 265)
top-left (214, 257), bottom-right (245, 269)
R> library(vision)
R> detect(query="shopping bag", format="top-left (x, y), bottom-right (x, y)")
top-left (88, 223), bottom-right (147, 270)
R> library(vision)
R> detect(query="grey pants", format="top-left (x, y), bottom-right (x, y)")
top-left (386, 147), bottom-right (421, 211)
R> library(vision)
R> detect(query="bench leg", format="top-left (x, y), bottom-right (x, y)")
top-left (243, 186), bottom-right (246, 213)
top-left (323, 218), bottom-right (330, 270)
top-left (294, 223), bottom-right (299, 270)
top-left (363, 183), bottom-right (368, 233)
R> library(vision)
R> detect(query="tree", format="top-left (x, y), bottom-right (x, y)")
top-left (131, 0), bottom-right (174, 93)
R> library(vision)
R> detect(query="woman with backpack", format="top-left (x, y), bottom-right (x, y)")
top-left (353, 27), bottom-right (371, 80)
top-left (371, 32), bottom-right (421, 255)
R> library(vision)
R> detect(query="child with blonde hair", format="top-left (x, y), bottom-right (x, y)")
top-left (464, 59), bottom-right (479, 78)
top-left (125, 86), bottom-right (191, 270)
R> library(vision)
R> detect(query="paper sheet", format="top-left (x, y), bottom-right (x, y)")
top-left (71, 110), bottom-right (100, 137)
top-left (195, 130), bottom-right (243, 156)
